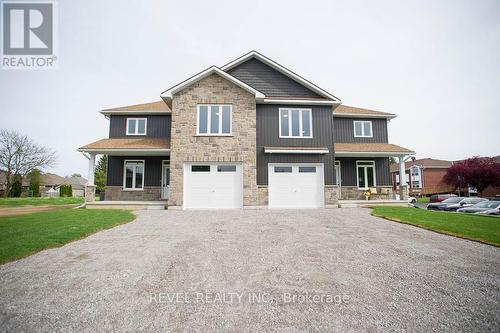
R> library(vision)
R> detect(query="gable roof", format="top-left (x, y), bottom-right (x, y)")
top-left (333, 105), bottom-right (396, 119)
top-left (222, 51), bottom-right (341, 103)
top-left (101, 101), bottom-right (171, 116)
top-left (160, 66), bottom-right (265, 104)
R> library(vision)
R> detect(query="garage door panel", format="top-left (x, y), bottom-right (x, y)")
top-left (268, 163), bottom-right (324, 209)
top-left (184, 163), bottom-right (243, 209)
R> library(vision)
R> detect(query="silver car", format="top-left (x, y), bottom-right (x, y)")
top-left (457, 201), bottom-right (500, 214)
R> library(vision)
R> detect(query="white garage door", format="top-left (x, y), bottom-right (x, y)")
top-left (183, 163), bottom-right (243, 209)
top-left (268, 163), bottom-right (324, 209)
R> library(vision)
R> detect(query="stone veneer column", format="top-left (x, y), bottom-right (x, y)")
top-left (168, 74), bottom-right (258, 208)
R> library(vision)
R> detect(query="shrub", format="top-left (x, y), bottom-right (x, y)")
top-left (9, 175), bottom-right (22, 197)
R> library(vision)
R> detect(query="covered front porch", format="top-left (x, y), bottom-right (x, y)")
top-left (334, 143), bottom-right (415, 201)
top-left (78, 138), bottom-right (170, 204)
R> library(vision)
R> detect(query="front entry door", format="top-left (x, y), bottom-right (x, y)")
top-left (161, 160), bottom-right (169, 199)
top-left (335, 161), bottom-right (342, 199)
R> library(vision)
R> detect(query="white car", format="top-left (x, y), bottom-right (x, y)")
top-left (476, 206), bottom-right (500, 216)
top-left (408, 196), bottom-right (417, 205)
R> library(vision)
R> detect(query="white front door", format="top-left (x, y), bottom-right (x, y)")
top-left (268, 163), bottom-right (324, 209)
top-left (183, 163), bottom-right (243, 209)
top-left (161, 160), bottom-right (169, 199)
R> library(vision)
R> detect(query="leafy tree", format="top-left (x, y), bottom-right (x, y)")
top-left (71, 173), bottom-right (82, 178)
top-left (95, 156), bottom-right (107, 194)
top-left (0, 129), bottom-right (57, 197)
top-left (59, 184), bottom-right (73, 197)
top-left (9, 175), bottom-right (22, 197)
top-left (28, 169), bottom-right (41, 197)
top-left (443, 157), bottom-right (500, 195)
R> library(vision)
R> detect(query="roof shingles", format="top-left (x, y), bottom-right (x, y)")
top-left (79, 138), bottom-right (170, 150)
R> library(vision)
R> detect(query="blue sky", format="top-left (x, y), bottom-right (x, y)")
top-left (1, 0), bottom-right (499, 177)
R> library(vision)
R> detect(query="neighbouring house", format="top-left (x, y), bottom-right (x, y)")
top-left (78, 51), bottom-right (414, 209)
top-left (390, 158), bottom-right (454, 196)
top-left (0, 170), bottom-right (30, 196)
top-left (60, 175), bottom-right (88, 197)
top-left (39, 173), bottom-right (67, 197)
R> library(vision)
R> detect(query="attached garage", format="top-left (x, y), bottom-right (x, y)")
top-left (183, 163), bottom-right (243, 209)
top-left (268, 163), bottom-right (324, 209)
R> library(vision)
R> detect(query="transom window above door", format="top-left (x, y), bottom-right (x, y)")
top-left (279, 108), bottom-right (312, 138)
top-left (126, 118), bottom-right (147, 135)
top-left (353, 121), bottom-right (372, 138)
top-left (197, 105), bottom-right (232, 135)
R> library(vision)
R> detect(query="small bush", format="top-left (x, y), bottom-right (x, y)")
top-left (9, 175), bottom-right (22, 197)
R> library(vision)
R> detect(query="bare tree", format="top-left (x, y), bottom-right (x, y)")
top-left (0, 129), bottom-right (57, 197)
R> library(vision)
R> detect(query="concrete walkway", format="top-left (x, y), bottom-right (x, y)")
top-left (0, 209), bottom-right (498, 332)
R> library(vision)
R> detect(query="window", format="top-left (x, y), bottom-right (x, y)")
top-left (299, 166), bottom-right (316, 173)
top-left (192, 165), bottom-right (211, 172)
top-left (197, 105), bottom-right (232, 135)
top-left (123, 160), bottom-right (144, 189)
top-left (274, 166), bottom-right (292, 173)
top-left (356, 161), bottom-right (376, 189)
top-left (217, 165), bottom-right (236, 172)
top-left (412, 180), bottom-right (421, 188)
top-left (353, 121), bottom-right (372, 137)
top-left (411, 167), bottom-right (420, 176)
top-left (279, 108), bottom-right (312, 138)
top-left (126, 118), bottom-right (147, 135)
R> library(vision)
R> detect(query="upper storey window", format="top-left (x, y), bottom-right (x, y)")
top-left (126, 118), bottom-right (147, 135)
top-left (279, 108), bottom-right (312, 138)
top-left (353, 120), bottom-right (372, 138)
top-left (197, 105), bottom-right (232, 135)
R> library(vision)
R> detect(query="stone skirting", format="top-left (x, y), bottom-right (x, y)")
top-left (340, 186), bottom-right (394, 200)
top-left (324, 185), bottom-right (339, 206)
top-left (104, 186), bottom-right (162, 201)
top-left (85, 185), bottom-right (96, 202)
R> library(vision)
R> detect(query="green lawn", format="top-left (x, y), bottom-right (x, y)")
top-left (371, 206), bottom-right (500, 246)
top-left (0, 209), bottom-right (135, 264)
top-left (417, 197), bottom-right (430, 203)
top-left (0, 197), bottom-right (84, 207)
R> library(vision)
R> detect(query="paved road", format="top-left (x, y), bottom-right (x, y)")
top-left (0, 209), bottom-right (499, 332)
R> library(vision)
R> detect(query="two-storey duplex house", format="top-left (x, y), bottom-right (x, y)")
top-left (79, 51), bottom-right (414, 209)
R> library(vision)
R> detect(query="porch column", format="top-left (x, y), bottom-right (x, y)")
top-left (398, 156), bottom-right (408, 200)
top-left (85, 153), bottom-right (96, 202)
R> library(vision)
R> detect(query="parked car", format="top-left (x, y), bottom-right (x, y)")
top-left (442, 197), bottom-right (488, 211)
top-left (427, 197), bottom-right (465, 210)
top-left (429, 194), bottom-right (457, 203)
top-left (457, 200), bottom-right (500, 214)
top-left (476, 206), bottom-right (500, 216)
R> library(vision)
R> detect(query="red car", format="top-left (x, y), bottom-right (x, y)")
top-left (429, 194), bottom-right (457, 203)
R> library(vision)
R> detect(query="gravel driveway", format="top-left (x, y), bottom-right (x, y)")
top-left (1, 208), bottom-right (499, 332)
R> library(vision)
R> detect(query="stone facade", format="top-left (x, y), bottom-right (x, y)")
top-left (85, 185), bottom-right (96, 202)
top-left (168, 73), bottom-right (258, 207)
top-left (324, 185), bottom-right (339, 206)
top-left (104, 186), bottom-right (162, 201)
top-left (340, 186), bottom-right (394, 200)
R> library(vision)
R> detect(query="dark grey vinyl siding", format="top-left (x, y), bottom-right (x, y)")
top-left (227, 58), bottom-right (323, 99)
top-left (107, 156), bottom-right (168, 187)
top-left (256, 104), bottom-right (335, 185)
top-left (336, 157), bottom-right (391, 186)
top-left (333, 118), bottom-right (388, 143)
top-left (109, 115), bottom-right (171, 138)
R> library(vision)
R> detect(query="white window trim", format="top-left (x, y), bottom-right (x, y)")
top-left (353, 120), bottom-right (373, 138)
top-left (126, 118), bottom-right (147, 136)
top-left (279, 108), bottom-right (313, 139)
top-left (196, 104), bottom-right (233, 136)
top-left (123, 159), bottom-right (145, 191)
top-left (356, 160), bottom-right (376, 189)
top-left (335, 160), bottom-right (341, 186)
